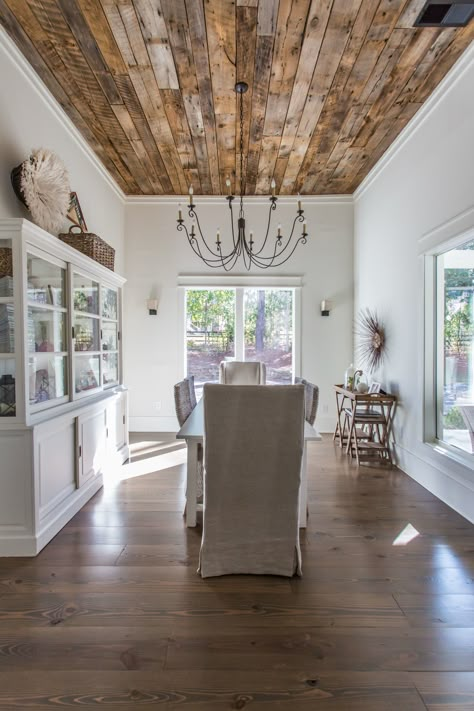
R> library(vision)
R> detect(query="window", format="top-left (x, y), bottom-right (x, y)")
top-left (181, 278), bottom-right (301, 397)
top-left (185, 289), bottom-right (236, 388)
top-left (436, 238), bottom-right (474, 455)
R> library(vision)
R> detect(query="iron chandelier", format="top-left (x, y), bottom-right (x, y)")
top-left (176, 81), bottom-right (308, 270)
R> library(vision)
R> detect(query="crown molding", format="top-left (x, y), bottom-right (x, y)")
top-left (125, 194), bottom-right (353, 206)
top-left (0, 26), bottom-right (126, 204)
top-left (354, 40), bottom-right (474, 203)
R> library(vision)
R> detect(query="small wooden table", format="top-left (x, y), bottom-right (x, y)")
top-left (333, 384), bottom-right (396, 465)
top-left (177, 397), bottom-right (321, 528)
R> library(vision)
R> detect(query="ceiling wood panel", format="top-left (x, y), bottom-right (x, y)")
top-left (1, 0), bottom-right (473, 195)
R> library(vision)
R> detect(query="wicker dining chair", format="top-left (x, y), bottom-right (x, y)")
top-left (174, 378), bottom-right (193, 427)
top-left (174, 377), bottom-right (203, 501)
top-left (295, 377), bottom-right (319, 426)
top-left (186, 374), bottom-right (197, 410)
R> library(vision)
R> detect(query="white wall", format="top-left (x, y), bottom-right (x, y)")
top-left (124, 198), bottom-right (354, 432)
top-left (354, 43), bottom-right (474, 522)
top-left (0, 28), bottom-right (125, 273)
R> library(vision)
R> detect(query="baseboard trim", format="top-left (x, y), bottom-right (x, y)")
top-left (130, 415), bottom-right (334, 434)
top-left (0, 475), bottom-right (104, 557)
top-left (130, 416), bottom-right (178, 432)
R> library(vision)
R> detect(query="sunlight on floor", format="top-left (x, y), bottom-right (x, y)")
top-left (105, 445), bottom-right (186, 486)
top-left (392, 523), bottom-right (420, 546)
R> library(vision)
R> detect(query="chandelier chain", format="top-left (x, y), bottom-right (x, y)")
top-left (239, 88), bottom-right (244, 217)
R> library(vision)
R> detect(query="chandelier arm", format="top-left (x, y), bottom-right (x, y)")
top-left (251, 234), bottom-right (308, 269)
top-left (179, 223), bottom-right (240, 266)
top-left (246, 237), bottom-right (281, 270)
top-left (273, 213), bottom-right (305, 255)
top-left (252, 199), bottom-right (277, 256)
top-left (246, 213), bottom-right (303, 265)
top-left (229, 199), bottom-right (238, 249)
top-left (242, 238), bottom-right (252, 271)
top-left (189, 208), bottom-right (224, 258)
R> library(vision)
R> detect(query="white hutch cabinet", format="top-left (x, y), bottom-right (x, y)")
top-left (0, 219), bottom-right (129, 555)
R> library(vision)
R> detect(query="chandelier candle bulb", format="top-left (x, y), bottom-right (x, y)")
top-left (298, 195), bottom-right (302, 212)
top-left (277, 224), bottom-right (282, 237)
top-left (226, 177), bottom-right (231, 196)
top-left (178, 203), bottom-right (182, 221)
top-left (188, 185), bottom-right (193, 197)
top-left (271, 179), bottom-right (276, 198)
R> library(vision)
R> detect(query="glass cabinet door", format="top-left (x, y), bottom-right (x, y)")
top-left (101, 286), bottom-right (119, 387)
top-left (0, 238), bottom-right (15, 416)
top-left (73, 272), bottom-right (101, 395)
top-left (27, 253), bottom-right (68, 408)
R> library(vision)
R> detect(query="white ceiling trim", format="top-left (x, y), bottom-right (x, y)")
top-left (125, 194), bottom-right (353, 206)
top-left (0, 26), bottom-right (126, 204)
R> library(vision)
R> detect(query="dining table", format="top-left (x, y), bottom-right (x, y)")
top-left (176, 396), bottom-right (321, 528)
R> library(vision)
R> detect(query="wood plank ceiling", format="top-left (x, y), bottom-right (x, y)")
top-left (1, 0), bottom-right (473, 196)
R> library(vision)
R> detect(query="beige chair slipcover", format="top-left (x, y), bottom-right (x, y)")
top-left (199, 383), bottom-right (305, 578)
top-left (219, 360), bottom-right (266, 385)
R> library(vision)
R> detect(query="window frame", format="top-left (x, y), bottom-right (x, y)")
top-left (421, 216), bottom-right (474, 470)
top-left (178, 275), bottom-right (302, 384)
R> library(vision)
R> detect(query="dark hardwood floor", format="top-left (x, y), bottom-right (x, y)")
top-left (0, 434), bottom-right (473, 709)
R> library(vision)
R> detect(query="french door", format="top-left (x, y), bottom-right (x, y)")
top-left (184, 285), bottom-right (298, 393)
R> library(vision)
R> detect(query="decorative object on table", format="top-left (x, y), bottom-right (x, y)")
top-left (320, 299), bottom-right (331, 316)
top-left (146, 299), bottom-right (158, 315)
top-left (344, 363), bottom-right (356, 390)
top-left (368, 382), bottom-right (381, 394)
top-left (355, 372), bottom-right (369, 393)
top-left (355, 308), bottom-right (386, 373)
top-left (67, 192), bottom-right (88, 232)
top-left (58, 225), bottom-right (115, 271)
top-left (353, 369), bottom-right (363, 390)
top-left (11, 149), bottom-right (70, 234)
top-left (176, 81), bottom-right (308, 270)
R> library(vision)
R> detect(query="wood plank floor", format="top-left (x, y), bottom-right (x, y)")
top-left (0, 434), bottom-right (473, 709)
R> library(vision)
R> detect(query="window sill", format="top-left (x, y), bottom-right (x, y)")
top-left (423, 439), bottom-right (474, 475)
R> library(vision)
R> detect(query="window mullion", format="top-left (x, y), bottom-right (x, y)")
top-left (235, 287), bottom-right (244, 361)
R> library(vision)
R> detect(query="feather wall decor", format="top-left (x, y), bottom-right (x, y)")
top-left (14, 149), bottom-right (70, 235)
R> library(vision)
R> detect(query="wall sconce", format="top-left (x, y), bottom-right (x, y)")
top-left (146, 299), bottom-right (158, 315)
top-left (321, 299), bottom-right (331, 317)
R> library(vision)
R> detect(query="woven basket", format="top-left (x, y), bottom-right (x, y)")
top-left (58, 226), bottom-right (115, 271)
top-left (0, 247), bottom-right (13, 277)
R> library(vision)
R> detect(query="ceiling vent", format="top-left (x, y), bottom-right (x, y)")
top-left (415, 1), bottom-right (474, 26)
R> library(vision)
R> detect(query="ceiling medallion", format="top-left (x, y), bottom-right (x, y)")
top-left (176, 81), bottom-right (308, 270)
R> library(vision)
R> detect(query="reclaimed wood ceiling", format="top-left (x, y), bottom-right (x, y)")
top-left (1, 1), bottom-right (473, 196)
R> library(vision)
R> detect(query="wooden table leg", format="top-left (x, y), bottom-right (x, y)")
top-left (299, 442), bottom-right (308, 528)
top-left (333, 391), bottom-right (346, 447)
top-left (185, 439), bottom-right (198, 527)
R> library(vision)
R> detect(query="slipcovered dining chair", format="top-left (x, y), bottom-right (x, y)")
top-left (219, 360), bottom-right (266, 385)
top-left (199, 383), bottom-right (305, 578)
top-left (295, 377), bottom-right (319, 426)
